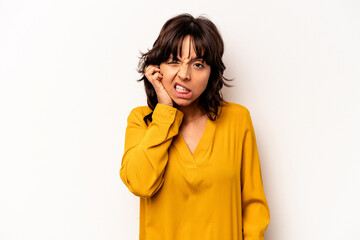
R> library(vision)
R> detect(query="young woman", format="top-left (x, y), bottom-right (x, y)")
top-left (120, 13), bottom-right (270, 240)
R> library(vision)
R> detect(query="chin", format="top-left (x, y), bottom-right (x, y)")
top-left (174, 97), bottom-right (201, 108)
top-left (173, 99), bottom-right (193, 107)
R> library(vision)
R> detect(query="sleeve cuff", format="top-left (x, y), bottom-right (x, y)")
top-left (152, 103), bottom-right (184, 124)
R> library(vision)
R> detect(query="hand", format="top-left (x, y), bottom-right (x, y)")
top-left (144, 65), bottom-right (173, 107)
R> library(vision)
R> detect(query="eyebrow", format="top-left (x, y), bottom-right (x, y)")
top-left (169, 56), bottom-right (204, 62)
top-left (190, 58), bottom-right (205, 63)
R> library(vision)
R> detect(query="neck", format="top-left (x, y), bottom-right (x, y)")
top-left (175, 99), bottom-right (206, 124)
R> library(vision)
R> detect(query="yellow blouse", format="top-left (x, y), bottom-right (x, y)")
top-left (120, 101), bottom-right (270, 240)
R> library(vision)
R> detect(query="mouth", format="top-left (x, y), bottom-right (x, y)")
top-left (174, 83), bottom-right (191, 93)
top-left (173, 83), bottom-right (192, 99)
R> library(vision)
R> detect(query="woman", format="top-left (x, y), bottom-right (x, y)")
top-left (120, 13), bottom-right (270, 240)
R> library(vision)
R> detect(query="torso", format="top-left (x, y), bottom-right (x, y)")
top-left (179, 114), bottom-right (208, 155)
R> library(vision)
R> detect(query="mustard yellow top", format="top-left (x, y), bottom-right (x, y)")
top-left (120, 101), bottom-right (270, 240)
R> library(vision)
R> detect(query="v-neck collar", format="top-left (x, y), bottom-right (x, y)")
top-left (174, 117), bottom-right (216, 167)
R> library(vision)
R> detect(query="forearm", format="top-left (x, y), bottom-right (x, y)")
top-left (120, 103), bottom-right (183, 197)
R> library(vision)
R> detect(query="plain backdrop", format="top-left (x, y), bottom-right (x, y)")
top-left (1, 0), bottom-right (359, 239)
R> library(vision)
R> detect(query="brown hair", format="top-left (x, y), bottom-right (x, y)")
top-left (137, 13), bottom-right (233, 124)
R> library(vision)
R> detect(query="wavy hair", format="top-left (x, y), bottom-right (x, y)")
top-left (137, 13), bottom-right (233, 125)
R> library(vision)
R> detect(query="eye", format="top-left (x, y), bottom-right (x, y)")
top-left (194, 63), bottom-right (204, 68)
top-left (167, 60), bottom-right (179, 64)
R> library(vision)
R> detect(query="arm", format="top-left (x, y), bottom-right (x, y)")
top-left (119, 103), bottom-right (184, 198)
top-left (241, 109), bottom-right (270, 240)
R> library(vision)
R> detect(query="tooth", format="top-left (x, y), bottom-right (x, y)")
top-left (176, 85), bottom-right (190, 92)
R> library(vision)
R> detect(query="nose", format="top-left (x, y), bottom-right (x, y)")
top-left (177, 63), bottom-right (190, 80)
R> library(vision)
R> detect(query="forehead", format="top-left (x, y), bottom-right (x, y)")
top-left (170, 36), bottom-right (203, 60)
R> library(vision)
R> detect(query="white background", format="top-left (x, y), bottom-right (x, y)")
top-left (1, 0), bottom-right (359, 239)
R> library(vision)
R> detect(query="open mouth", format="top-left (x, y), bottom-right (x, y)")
top-left (174, 84), bottom-right (191, 93)
top-left (173, 83), bottom-right (192, 99)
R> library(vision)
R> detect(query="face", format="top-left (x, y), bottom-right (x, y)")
top-left (159, 35), bottom-right (211, 108)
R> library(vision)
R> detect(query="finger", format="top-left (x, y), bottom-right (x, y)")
top-left (153, 72), bottom-right (161, 80)
top-left (146, 66), bottom-right (159, 77)
top-left (144, 65), bottom-right (152, 71)
top-left (145, 65), bottom-right (155, 75)
top-left (145, 65), bottom-right (162, 85)
top-left (145, 66), bottom-right (156, 80)
top-left (146, 64), bottom-right (157, 71)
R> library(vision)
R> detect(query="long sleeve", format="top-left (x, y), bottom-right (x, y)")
top-left (241, 109), bottom-right (270, 240)
top-left (119, 103), bottom-right (184, 198)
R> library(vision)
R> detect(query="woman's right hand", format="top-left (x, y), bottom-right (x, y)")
top-left (144, 65), bottom-right (174, 107)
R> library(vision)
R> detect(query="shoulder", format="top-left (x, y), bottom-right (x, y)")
top-left (126, 105), bottom-right (152, 123)
top-left (220, 101), bottom-right (251, 119)
top-left (128, 105), bottom-right (152, 116)
top-left (220, 101), bottom-right (255, 132)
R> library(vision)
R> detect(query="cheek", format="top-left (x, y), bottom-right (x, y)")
top-left (160, 66), bottom-right (178, 80)
top-left (198, 73), bottom-right (211, 90)
top-left (200, 80), bottom-right (209, 92)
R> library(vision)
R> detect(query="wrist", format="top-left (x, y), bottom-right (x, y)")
top-left (157, 100), bottom-right (173, 107)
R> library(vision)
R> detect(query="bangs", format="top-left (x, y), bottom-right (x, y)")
top-left (159, 24), bottom-right (213, 64)
top-left (169, 35), bottom-right (206, 61)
